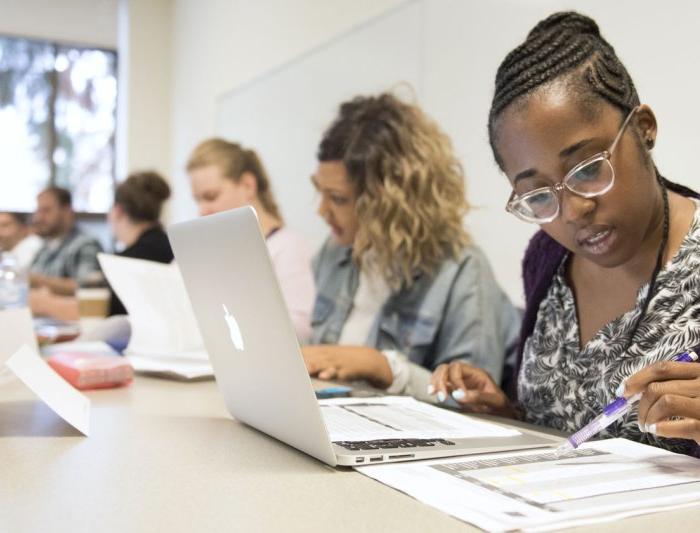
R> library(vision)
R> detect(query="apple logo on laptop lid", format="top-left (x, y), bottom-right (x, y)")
top-left (222, 304), bottom-right (245, 351)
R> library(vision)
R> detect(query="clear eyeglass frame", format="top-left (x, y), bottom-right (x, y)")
top-left (505, 105), bottom-right (640, 224)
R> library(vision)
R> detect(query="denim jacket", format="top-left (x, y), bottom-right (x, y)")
top-left (310, 238), bottom-right (520, 384)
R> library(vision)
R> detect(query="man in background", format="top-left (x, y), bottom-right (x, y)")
top-left (0, 211), bottom-right (43, 274)
top-left (30, 187), bottom-right (103, 295)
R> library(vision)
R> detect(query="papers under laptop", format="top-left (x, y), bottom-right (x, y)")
top-left (98, 254), bottom-right (212, 380)
top-left (168, 207), bottom-right (560, 467)
top-left (318, 395), bottom-right (554, 465)
top-left (320, 396), bottom-right (519, 442)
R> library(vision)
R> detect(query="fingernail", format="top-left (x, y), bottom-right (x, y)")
top-left (646, 424), bottom-right (657, 434)
top-left (452, 389), bottom-right (466, 400)
top-left (427, 384), bottom-right (435, 395)
top-left (437, 391), bottom-right (446, 403)
top-left (638, 420), bottom-right (645, 432)
top-left (615, 381), bottom-right (626, 397)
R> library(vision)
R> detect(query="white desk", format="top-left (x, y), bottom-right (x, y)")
top-left (2, 376), bottom-right (699, 532)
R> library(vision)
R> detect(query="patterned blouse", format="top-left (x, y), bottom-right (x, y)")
top-left (519, 199), bottom-right (700, 454)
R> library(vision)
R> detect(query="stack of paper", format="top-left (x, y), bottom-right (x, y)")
top-left (98, 254), bottom-right (212, 379)
top-left (358, 438), bottom-right (700, 531)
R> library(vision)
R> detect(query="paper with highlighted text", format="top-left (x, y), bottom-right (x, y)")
top-left (357, 438), bottom-right (700, 531)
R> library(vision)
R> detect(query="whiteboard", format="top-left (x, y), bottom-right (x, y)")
top-left (217, 0), bottom-right (423, 248)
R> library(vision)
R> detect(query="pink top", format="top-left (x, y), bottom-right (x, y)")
top-left (266, 227), bottom-right (315, 343)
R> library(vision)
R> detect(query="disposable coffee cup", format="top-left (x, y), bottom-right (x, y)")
top-left (77, 288), bottom-right (110, 318)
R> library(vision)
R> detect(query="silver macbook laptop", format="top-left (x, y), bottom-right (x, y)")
top-left (168, 207), bottom-right (560, 466)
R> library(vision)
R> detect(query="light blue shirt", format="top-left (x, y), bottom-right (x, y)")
top-left (310, 238), bottom-right (520, 385)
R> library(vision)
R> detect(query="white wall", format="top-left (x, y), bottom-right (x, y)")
top-left (117, 0), bottom-right (173, 191)
top-left (168, 0), bottom-right (405, 222)
top-left (0, 0), bottom-right (117, 47)
top-left (165, 0), bottom-right (700, 304)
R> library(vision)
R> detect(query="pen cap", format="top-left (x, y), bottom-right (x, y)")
top-left (675, 350), bottom-right (698, 363)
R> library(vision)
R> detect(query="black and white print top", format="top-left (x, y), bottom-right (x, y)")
top-left (519, 199), bottom-right (700, 454)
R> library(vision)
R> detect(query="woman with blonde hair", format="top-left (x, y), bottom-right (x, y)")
top-left (304, 93), bottom-right (519, 398)
top-left (186, 139), bottom-right (314, 342)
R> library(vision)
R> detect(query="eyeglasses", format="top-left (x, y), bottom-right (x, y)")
top-left (505, 106), bottom-right (639, 224)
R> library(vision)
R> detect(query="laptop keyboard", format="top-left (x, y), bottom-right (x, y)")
top-left (333, 438), bottom-right (456, 451)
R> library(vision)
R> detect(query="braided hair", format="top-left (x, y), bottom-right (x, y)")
top-left (488, 12), bottom-right (697, 362)
top-left (488, 11), bottom-right (640, 166)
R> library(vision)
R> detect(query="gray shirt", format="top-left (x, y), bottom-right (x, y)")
top-left (31, 227), bottom-right (103, 286)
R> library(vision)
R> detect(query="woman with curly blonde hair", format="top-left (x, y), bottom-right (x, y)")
top-left (304, 93), bottom-right (519, 398)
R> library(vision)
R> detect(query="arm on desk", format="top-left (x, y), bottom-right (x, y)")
top-left (302, 345), bottom-right (393, 390)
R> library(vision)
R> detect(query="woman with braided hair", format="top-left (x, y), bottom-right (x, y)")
top-left (431, 12), bottom-right (700, 455)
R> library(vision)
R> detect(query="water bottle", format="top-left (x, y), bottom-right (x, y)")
top-left (0, 252), bottom-right (29, 310)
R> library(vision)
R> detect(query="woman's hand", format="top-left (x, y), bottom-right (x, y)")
top-left (429, 361), bottom-right (516, 417)
top-left (302, 345), bottom-right (393, 389)
top-left (622, 359), bottom-right (700, 443)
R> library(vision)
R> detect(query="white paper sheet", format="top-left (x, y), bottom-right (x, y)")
top-left (0, 307), bottom-right (39, 386)
top-left (357, 438), bottom-right (700, 532)
top-left (0, 307), bottom-right (39, 362)
top-left (319, 396), bottom-right (520, 441)
top-left (98, 254), bottom-right (212, 379)
top-left (5, 344), bottom-right (90, 435)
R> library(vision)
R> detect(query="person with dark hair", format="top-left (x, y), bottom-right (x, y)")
top-left (30, 186), bottom-right (103, 295)
top-left (430, 12), bottom-right (700, 454)
top-left (107, 171), bottom-right (174, 315)
top-left (30, 173), bottom-right (174, 320)
top-left (304, 93), bottom-right (519, 398)
top-left (0, 211), bottom-right (42, 273)
top-left (186, 138), bottom-right (314, 342)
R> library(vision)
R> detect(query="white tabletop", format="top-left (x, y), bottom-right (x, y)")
top-left (2, 375), bottom-right (699, 532)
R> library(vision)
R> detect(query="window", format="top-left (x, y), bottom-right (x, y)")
top-left (0, 35), bottom-right (117, 213)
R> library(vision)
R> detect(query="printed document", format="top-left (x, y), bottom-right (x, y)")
top-left (5, 345), bottom-right (90, 435)
top-left (98, 254), bottom-right (212, 379)
top-left (319, 396), bottom-right (520, 441)
top-left (357, 438), bottom-right (700, 531)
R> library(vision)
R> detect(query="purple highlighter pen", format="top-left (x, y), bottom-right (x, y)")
top-left (557, 348), bottom-right (699, 451)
